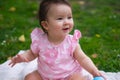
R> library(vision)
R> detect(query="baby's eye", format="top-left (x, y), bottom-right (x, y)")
top-left (57, 18), bottom-right (63, 20)
top-left (68, 16), bottom-right (72, 19)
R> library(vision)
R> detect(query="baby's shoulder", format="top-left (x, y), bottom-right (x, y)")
top-left (31, 28), bottom-right (45, 41)
top-left (31, 28), bottom-right (44, 35)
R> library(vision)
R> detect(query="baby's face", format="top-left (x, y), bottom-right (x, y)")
top-left (45, 4), bottom-right (74, 38)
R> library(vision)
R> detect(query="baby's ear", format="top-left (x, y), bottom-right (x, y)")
top-left (41, 21), bottom-right (48, 31)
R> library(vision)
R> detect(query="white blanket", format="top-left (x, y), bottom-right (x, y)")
top-left (0, 50), bottom-right (120, 80)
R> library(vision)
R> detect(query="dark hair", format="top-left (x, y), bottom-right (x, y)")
top-left (38, 0), bottom-right (71, 33)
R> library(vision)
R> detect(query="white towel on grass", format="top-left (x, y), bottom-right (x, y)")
top-left (0, 50), bottom-right (120, 80)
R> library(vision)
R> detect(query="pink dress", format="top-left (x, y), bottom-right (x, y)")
top-left (30, 28), bottom-right (83, 80)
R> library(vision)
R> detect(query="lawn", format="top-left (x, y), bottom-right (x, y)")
top-left (0, 0), bottom-right (120, 72)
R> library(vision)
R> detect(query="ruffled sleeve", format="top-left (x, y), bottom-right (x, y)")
top-left (30, 28), bottom-right (44, 54)
top-left (73, 30), bottom-right (82, 42)
top-left (71, 30), bottom-right (82, 55)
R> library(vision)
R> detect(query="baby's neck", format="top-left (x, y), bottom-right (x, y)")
top-left (47, 35), bottom-right (66, 45)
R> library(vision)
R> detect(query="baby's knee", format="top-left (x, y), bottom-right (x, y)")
top-left (24, 71), bottom-right (42, 80)
top-left (24, 73), bottom-right (33, 80)
top-left (24, 74), bottom-right (31, 80)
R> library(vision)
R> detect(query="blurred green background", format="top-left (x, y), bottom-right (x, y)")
top-left (0, 0), bottom-right (120, 72)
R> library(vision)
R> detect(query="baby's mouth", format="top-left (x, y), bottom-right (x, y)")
top-left (63, 28), bottom-right (69, 30)
top-left (63, 26), bottom-right (69, 30)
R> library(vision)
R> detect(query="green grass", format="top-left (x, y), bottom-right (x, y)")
top-left (0, 0), bottom-right (120, 72)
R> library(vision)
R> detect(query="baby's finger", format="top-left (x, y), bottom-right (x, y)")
top-left (8, 56), bottom-right (17, 67)
top-left (100, 72), bottom-right (107, 80)
top-left (8, 61), bottom-right (12, 66)
top-left (9, 61), bottom-right (15, 67)
top-left (11, 62), bottom-right (16, 67)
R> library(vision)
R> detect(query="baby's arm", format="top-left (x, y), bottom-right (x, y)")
top-left (9, 49), bottom-right (38, 67)
top-left (73, 44), bottom-right (103, 77)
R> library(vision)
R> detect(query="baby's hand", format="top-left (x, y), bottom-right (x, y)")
top-left (9, 54), bottom-right (28, 67)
